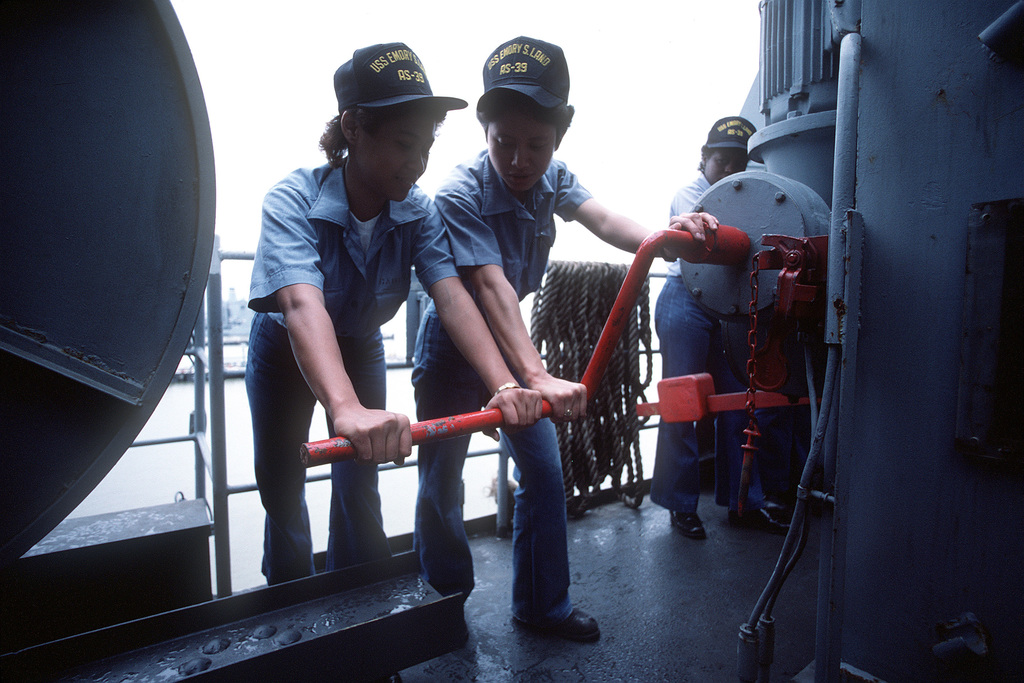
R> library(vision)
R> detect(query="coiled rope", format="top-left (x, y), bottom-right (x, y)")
top-left (530, 260), bottom-right (653, 517)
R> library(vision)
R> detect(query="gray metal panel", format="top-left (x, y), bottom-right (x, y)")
top-left (0, 0), bottom-right (215, 566)
top-left (835, 1), bottom-right (1024, 679)
top-left (748, 110), bottom-right (837, 206)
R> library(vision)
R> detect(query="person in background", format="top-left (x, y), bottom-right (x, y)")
top-left (246, 43), bottom-right (542, 586)
top-left (650, 116), bottom-right (792, 539)
top-left (412, 36), bottom-right (718, 642)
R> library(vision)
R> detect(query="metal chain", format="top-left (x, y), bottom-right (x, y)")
top-left (739, 254), bottom-right (761, 514)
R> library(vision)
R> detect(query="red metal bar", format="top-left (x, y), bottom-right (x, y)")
top-left (580, 227), bottom-right (749, 394)
top-left (635, 374), bottom-right (810, 423)
top-left (301, 401), bottom-right (553, 467)
top-left (706, 391), bottom-right (808, 414)
top-left (301, 226), bottom-right (751, 467)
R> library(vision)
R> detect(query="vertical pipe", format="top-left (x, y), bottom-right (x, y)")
top-left (803, 345), bottom-right (819, 433)
top-left (756, 615), bottom-right (776, 683)
top-left (759, 0), bottom-right (769, 118)
top-left (738, 623), bottom-right (760, 682)
top-left (825, 31), bottom-right (861, 346)
top-left (816, 29), bottom-right (861, 683)
top-left (208, 236), bottom-right (232, 597)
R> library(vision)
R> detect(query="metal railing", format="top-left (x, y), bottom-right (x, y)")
top-left (140, 237), bottom-right (664, 597)
top-left (206, 237), bottom-right (247, 596)
top-left (129, 235), bottom-right (252, 597)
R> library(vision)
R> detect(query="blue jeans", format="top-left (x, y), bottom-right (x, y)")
top-left (246, 312), bottom-right (390, 585)
top-left (651, 275), bottom-right (799, 513)
top-left (412, 306), bottom-right (572, 627)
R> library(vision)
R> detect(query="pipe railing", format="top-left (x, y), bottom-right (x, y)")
top-left (130, 231), bottom-right (692, 597)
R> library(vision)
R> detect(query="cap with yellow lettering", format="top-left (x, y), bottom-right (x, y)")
top-left (334, 42), bottom-right (467, 112)
top-left (705, 116), bottom-right (757, 150)
top-left (480, 36), bottom-right (570, 108)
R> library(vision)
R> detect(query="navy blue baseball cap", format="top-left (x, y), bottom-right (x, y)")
top-left (705, 116), bottom-right (756, 150)
top-left (480, 37), bottom-right (570, 108)
top-left (334, 43), bottom-right (467, 112)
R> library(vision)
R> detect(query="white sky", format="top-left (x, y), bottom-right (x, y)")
top-left (169, 1), bottom-right (763, 294)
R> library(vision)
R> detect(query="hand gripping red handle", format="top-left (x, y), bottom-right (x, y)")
top-left (300, 226), bottom-right (751, 467)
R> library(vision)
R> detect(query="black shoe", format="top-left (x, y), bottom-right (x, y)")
top-left (670, 511), bottom-right (707, 539)
top-left (515, 608), bottom-right (600, 642)
top-left (763, 494), bottom-right (794, 523)
top-left (728, 508), bottom-right (789, 536)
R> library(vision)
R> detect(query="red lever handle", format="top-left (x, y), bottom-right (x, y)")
top-left (300, 226), bottom-right (751, 467)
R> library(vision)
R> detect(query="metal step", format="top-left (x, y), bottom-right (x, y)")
top-left (1, 500), bottom-right (213, 653)
top-left (1, 551), bottom-right (465, 682)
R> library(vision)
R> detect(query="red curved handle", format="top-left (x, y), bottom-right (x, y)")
top-left (301, 226), bottom-right (750, 467)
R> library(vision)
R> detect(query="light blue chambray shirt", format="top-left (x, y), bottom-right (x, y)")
top-left (435, 150), bottom-right (592, 301)
top-left (249, 164), bottom-right (457, 338)
top-left (666, 173), bottom-right (711, 278)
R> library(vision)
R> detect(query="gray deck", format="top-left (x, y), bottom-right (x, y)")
top-left (400, 489), bottom-right (820, 682)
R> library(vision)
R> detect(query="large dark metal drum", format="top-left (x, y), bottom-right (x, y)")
top-left (0, 0), bottom-right (215, 567)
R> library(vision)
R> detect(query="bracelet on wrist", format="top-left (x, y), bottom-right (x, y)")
top-left (493, 382), bottom-right (520, 398)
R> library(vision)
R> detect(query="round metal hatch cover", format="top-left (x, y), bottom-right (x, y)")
top-left (0, 0), bottom-right (215, 566)
top-left (679, 171), bottom-right (830, 320)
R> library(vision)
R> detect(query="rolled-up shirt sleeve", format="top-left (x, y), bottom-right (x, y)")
top-left (249, 180), bottom-right (324, 313)
top-left (436, 189), bottom-right (506, 270)
top-left (411, 204), bottom-right (459, 289)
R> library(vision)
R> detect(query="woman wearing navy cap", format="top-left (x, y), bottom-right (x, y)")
top-left (246, 43), bottom-right (542, 586)
top-left (651, 116), bottom-right (794, 543)
top-left (412, 37), bottom-right (718, 641)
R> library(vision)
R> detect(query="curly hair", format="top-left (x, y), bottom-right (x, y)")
top-left (698, 146), bottom-right (710, 174)
top-left (475, 88), bottom-right (575, 148)
top-left (319, 101), bottom-right (449, 168)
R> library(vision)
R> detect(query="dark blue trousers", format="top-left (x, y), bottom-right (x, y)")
top-left (651, 275), bottom-right (804, 513)
top-left (246, 312), bottom-right (390, 585)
